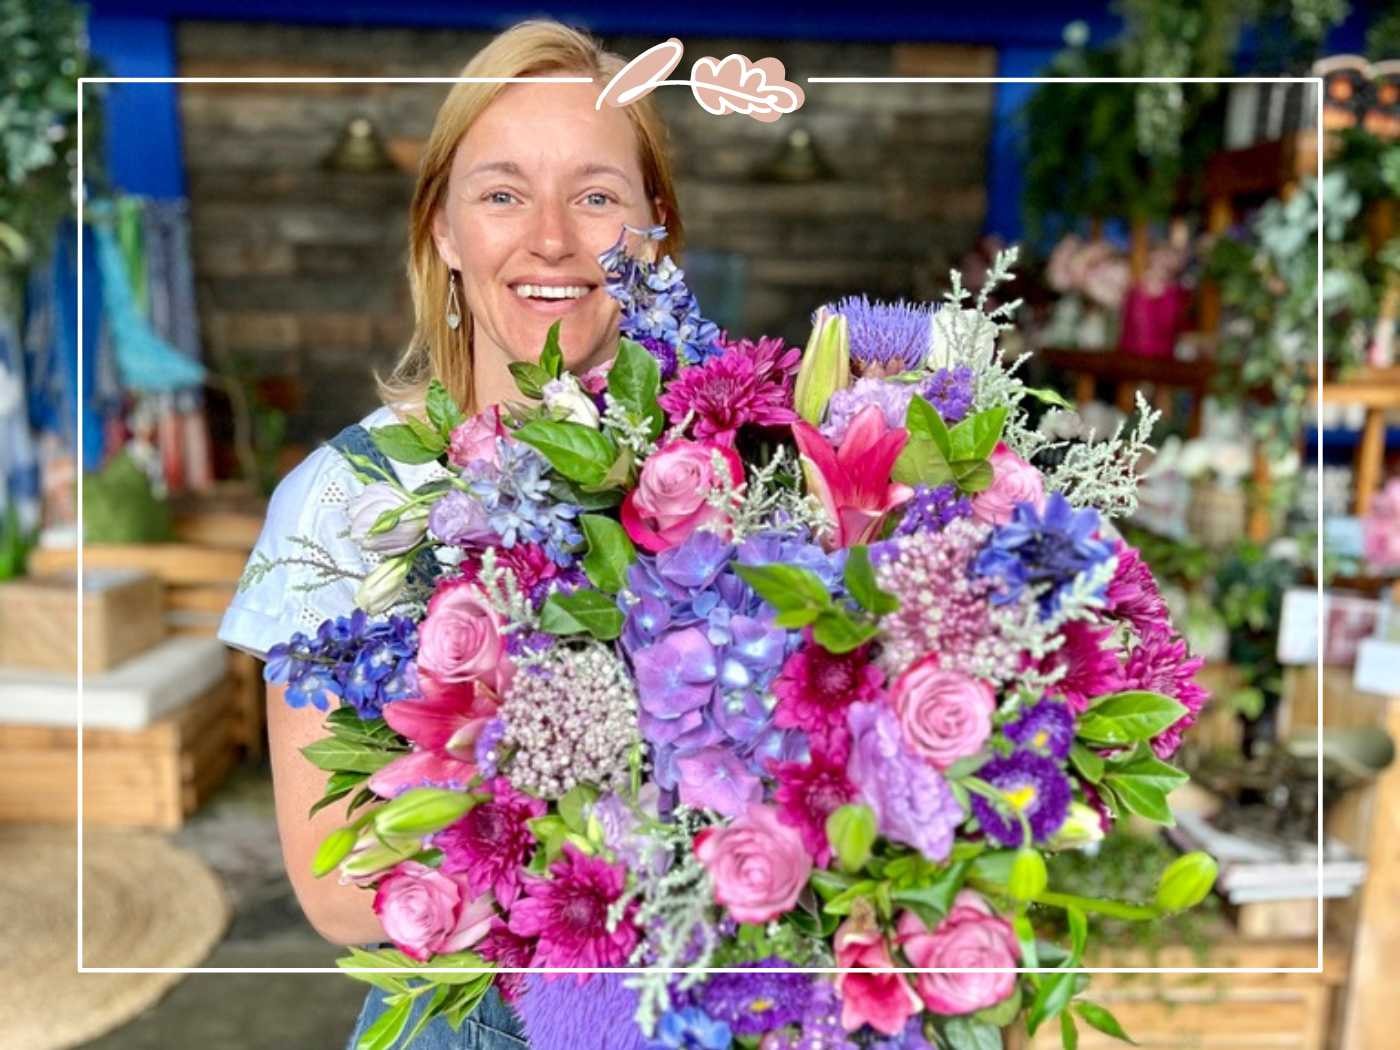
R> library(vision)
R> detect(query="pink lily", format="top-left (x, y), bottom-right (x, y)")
top-left (368, 683), bottom-right (498, 799)
top-left (792, 403), bottom-right (914, 547)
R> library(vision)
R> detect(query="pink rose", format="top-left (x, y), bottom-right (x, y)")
top-left (888, 657), bottom-right (996, 770)
top-left (834, 905), bottom-right (923, 1036)
top-left (693, 802), bottom-right (811, 924)
top-left (372, 860), bottom-right (496, 962)
top-left (448, 406), bottom-right (505, 468)
top-left (897, 890), bottom-right (1019, 1015)
top-left (579, 358), bottom-right (615, 395)
top-left (971, 443), bottom-right (1045, 525)
top-left (621, 440), bottom-right (744, 553)
top-left (417, 577), bottom-right (512, 698)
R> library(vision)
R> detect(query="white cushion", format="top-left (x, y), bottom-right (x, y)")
top-left (0, 636), bottom-right (229, 730)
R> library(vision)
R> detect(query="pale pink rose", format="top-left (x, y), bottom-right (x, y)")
top-left (621, 440), bottom-right (745, 553)
top-left (1082, 253), bottom-right (1132, 311)
top-left (417, 576), bottom-right (512, 697)
top-left (833, 908), bottom-right (923, 1036)
top-left (888, 656), bottom-right (996, 770)
top-left (897, 890), bottom-right (1019, 1015)
top-left (372, 860), bottom-right (496, 962)
top-left (448, 406), bottom-right (505, 468)
top-left (579, 358), bottom-right (615, 395)
top-left (693, 802), bottom-right (811, 924)
top-left (971, 443), bottom-right (1046, 525)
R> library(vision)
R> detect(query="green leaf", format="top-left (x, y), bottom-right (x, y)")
top-left (308, 786), bottom-right (355, 819)
top-left (905, 395), bottom-right (952, 456)
top-left (1025, 971), bottom-right (1076, 1036)
top-left (558, 784), bottom-right (598, 835)
top-left (580, 514), bottom-right (636, 593)
top-left (820, 879), bottom-right (880, 916)
top-left (774, 607), bottom-right (822, 629)
top-left (514, 420), bottom-right (618, 486)
top-left (949, 406), bottom-right (1007, 462)
top-left (1069, 742), bottom-right (1104, 784)
top-left (509, 361), bottom-right (552, 400)
top-left (826, 804), bottom-right (878, 873)
top-left (951, 458), bottom-right (995, 494)
top-left (1014, 914), bottom-right (1039, 969)
top-left (844, 546), bottom-right (899, 615)
top-left (968, 848), bottom-right (1016, 888)
top-left (1024, 385), bottom-right (1074, 409)
top-left (608, 338), bottom-right (663, 439)
top-left (370, 423), bottom-right (442, 465)
top-left (942, 1016), bottom-right (1004, 1050)
top-left (404, 413), bottom-right (447, 455)
top-left (889, 860), bottom-right (968, 921)
top-left (539, 589), bottom-right (625, 640)
top-left (539, 321), bottom-right (564, 378)
top-left (811, 608), bottom-right (879, 654)
top-left (579, 444), bottom-right (635, 494)
top-left (972, 986), bottom-right (1022, 1029)
top-left (336, 948), bottom-right (412, 996)
top-left (425, 380), bottom-right (467, 437)
top-left (1062, 1011), bottom-right (1080, 1050)
top-left (548, 478), bottom-right (622, 512)
top-left (1077, 691), bottom-right (1188, 745)
top-left (1101, 749), bottom-right (1189, 826)
top-left (355, 994), bottom-right (413, 1050)
top-left (301, 738), bottom-right (399, 775)
top-left (891, 433), bottom-right (955, 487)
top-left (1066, 905), bottom-right (1088, 964)
top-left (809, 868), bottom-right (860, 901)
top-left (733, 562), bottom-right (833, 614)
top-left (399, 984), bottom-right (451, 1048)
top-left (1075, 1002), bottom-right (1137, 1044)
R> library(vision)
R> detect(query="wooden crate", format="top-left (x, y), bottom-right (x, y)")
top-left (0, 673), bottom-right (238, 829)
top-left (0, 570), bottom-right (165, 675)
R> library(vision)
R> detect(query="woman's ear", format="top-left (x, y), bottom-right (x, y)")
top-left (431, 206), bottom-right (462, 272)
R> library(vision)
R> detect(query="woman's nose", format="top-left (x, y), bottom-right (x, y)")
top-left (526, 198), bottom-right (578, 262)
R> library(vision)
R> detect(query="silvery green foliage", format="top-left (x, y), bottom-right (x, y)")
top-left (1041, 392), bottom-right (1161, 520)
top-left (701, 445), bottom-right (828, 541)
top-left (237, 535), bottom-right (361, 594)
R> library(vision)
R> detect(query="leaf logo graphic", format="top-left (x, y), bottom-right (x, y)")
top-left (596, 39), bottom-right (806, 124)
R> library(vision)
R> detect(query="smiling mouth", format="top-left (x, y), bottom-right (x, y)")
top-left (510, 283), bottom-right (596, 302)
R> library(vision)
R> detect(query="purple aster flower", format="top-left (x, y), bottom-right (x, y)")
top-left (920, 365), bottom-right (975, 424)
top-left (846, 700), bottom-right (965, 861)
top-left (893, 483), bottom-right (973, 537)
top-left (639, 335), bottom-right (679, 382)
top-left (695, 961), bottom-right (812, 1035)
top-left (820, 295), bottom-right (936, 376)
top-left (1003, 698), bottom-right (1075, 760)
top-left (650, 1007), bottom-right (732, 1050)
top-left (971, 749), bottom-right (1072, 846)
top-left (971, 491), bottom-right (1116, 617)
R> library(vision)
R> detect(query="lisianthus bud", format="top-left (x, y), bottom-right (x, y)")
top-left (373, 787), bottom-right (478, 838)
top-left (794, 308), bottom-right (850, 425)
top-left (542, 375), bottom-right (602, 428)
top-left (1154, 851), bottom-right (1218, 913)
top-left (1008, 847), bottom-right (1048, 901)
top-left (348, 483), bottom-right (429, 554)
top-left (1045, 801), bottom-right (1107, 851)
top-left (311, 826), bottom-right (359, 878)
top-left (339, 831), bottom-right (419, 881)
top-left (355, 556), bottom-right (413, 614)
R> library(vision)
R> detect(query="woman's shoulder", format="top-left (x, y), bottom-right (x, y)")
top-left (267, 406), bottom-right (402, 512)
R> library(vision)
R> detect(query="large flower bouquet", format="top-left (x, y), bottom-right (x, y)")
top-left (263, 227), bottom-right (1217, 1050)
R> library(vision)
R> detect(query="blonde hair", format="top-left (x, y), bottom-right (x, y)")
top-left (380, 19), bottom-right (685, 416)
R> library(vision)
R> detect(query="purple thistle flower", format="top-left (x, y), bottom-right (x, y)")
top-left (1003, 698), bottom-right (1075, 761)
top-left (893, 483), bottom-right (974, 537)
top-left (820, 295), bottom-right (935, 376)
top-left (971, 749), bottom-right (1072, 846)
top-left (695, 960), bottom-right (812, 1036)
top-left (920, 365), bottom-right (975, 423)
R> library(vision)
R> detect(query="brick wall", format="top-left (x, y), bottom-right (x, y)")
top-left (176, 23), bottom-right (995, 446)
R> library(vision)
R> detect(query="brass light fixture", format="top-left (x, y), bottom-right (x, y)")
top-left (753, 126), bottom-right (835, 183)
top-left (322, 115), bottom-right (395, 173)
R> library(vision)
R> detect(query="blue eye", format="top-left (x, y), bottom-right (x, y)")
top-left (484, 191), bottom-right (517, 205)
top-left (584, 192), bottom-right (614, 207)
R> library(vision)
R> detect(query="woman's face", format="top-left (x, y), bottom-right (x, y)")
top-left (431, 81), bottom-right (662, 378)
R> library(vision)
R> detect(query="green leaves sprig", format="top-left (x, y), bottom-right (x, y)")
top-left (892, 396), bottom-right (1007, 495)
top-left (733, 545), bottom-right (897, 653)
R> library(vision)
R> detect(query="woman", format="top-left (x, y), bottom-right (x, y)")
top-left (217, 19), bottom-right (685, 1048)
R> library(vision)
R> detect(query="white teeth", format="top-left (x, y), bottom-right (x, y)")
top-left (513, 284), bottom-right (590, 300)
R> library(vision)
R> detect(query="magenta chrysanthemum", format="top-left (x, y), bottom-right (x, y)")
top-left (1122, 631), bottom-right (1209, 758)
top-left (475, 918), bottom-right (535, 1003)
top-left (770, 745), bottom-right (859, 866)
top-left (1038, 619), bottom-right (1124, 713)
top-left (657, 335), bottom-right (800, 446)
top-left (1105, 542), bottom-right (1170, 639)
top-left (507, 844), bottom-right (639, 968)
top-left (433, 776), bottom-right (546, 909)
top-left (773, 633), bottom-right (883, 751)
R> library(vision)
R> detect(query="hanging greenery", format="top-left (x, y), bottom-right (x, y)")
top-left (0, 0), bottom-right (107, 306)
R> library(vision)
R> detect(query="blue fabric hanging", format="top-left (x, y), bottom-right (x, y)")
top-left (0, 309), bottom-right (40, 531)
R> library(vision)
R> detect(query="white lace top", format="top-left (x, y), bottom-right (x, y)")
top-left (217, 405), bottom-right (453, 660)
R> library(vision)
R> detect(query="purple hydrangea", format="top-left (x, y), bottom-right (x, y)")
top-left (821, 295), bottom-right (936, 376)
top-left (892, 483), bottom-right (973, 538)
top-left (971, 749), bottom-right (1072, 846)
top-left (920, 365), bottom-right (975, 424)
top-left (971, 491), bottom-right (1115, 617)
top-left (1004, 698), bottom-right (1075, 761)
top-left (846, 700), bottom-right (965, 862)
top-left (695, 961), bottom-right (812, 1036)
top-left (264, 609), bottom-right (418, 718)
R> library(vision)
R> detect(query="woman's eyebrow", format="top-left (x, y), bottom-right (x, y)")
top-left (463, 160), bottom-right (632, 182)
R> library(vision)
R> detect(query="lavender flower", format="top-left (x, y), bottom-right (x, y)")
top-left (891, 483), bottom-right (973, 538)
top-left (920, 365), bottom-right (975, 423)
top-left (821, 295), bottom-right (936, 376)
top-left (971, 749), bottom-right (1072, 846)
top-left (1004, 698), bottom-right (1075, 761)
top-left (971, 491), bottom-right (1115, 616)
top-left (473, 716), bottom-right (507, 777)
top-left (820, 377), bottom-right (918, 444)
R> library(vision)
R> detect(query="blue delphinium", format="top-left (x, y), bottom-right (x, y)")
top-left (649, 1007), bottom-right (731, 1050)
top-left (599, 223), bottom-right (722, 366)
top-left (264, 609), bottom-right (418, 719)
top-left (467, 438), bottom-right (582, 566)
top-left (821, 294), bottom-right (937, 375)
top-left (971, 491), bottom-right (1115, 616)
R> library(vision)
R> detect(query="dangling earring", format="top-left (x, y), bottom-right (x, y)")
top-left (445, 270), bottom-right (462, 330)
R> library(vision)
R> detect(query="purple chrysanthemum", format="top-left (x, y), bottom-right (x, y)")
top-left (892, 483), bottom-right (973, 537)
top-left (433, 776), bottom-right (544, 909)
top-left (656, 335), bottom-right (800, 447)
top-left (821, 295), bottom-right (935, 376)
top-left (920, 365), bottom-right (975, 423)
top-left (820, 377), bottom-right (918, 444)
top-left (695, 960), bottom-right (813, 1035)
top-left (508, 844), bottom-right (639, 968)
top-left (639, 335), bottom-right (679, 382)
top-left (971, 750), bottom-right (1072, 846)
top-left (1106, 540), bottom-right (1171, 639)
top-left (1122, 631), bottom-right (1209, 759)
top-left (1003, 698), bottom-right (1075, 761)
